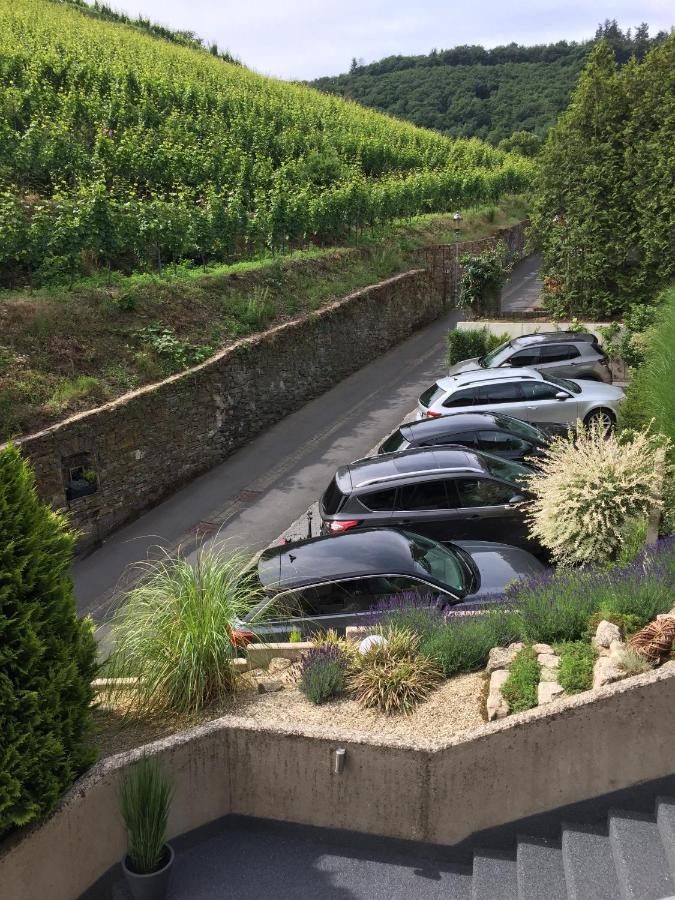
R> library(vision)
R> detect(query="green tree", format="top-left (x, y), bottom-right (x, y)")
top-left (0, 445), bottom-right (97, 835)
top-left (497, 130), bottom-right (543, 157)
top-left (530, 36), bottom-right (675, 317)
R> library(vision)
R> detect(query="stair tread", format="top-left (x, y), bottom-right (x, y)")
top-left (562, 824), bottom-right (620, 900)
top-left (472, 849), bottom-right (518, 900)
top-left (517, 837), bottom-right (567, 900)
top-left (656, 797), bottom-right (675, 882)
top-left (610, 810), bottom-right (675, 900)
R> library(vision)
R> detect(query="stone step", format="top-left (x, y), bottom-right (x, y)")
top-left (609, 809), bottom-right (675, 900)
top-left (516, 836), bottom-right (567, 900)
top-left (561, 824), bottom-right (620, 900)
top-left (471, 849), bottom-right (517, 900)
top-left (656, 796), bottom-right (675, 883)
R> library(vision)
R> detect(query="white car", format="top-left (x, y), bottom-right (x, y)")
top-left (417, 367), bottom-right (625, 429)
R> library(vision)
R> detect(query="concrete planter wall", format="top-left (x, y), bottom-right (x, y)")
top-left (1, 665), bottom-right (673, 900)
top-left (9, 224), bottom-right (526, 552)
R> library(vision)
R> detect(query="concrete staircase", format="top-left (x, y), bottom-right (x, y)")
top-left (468, 796), bottom-right (675, 900)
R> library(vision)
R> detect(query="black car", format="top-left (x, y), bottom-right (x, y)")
top-left (378, 412), bottom-right (565, 462)
top-left (237, 528), bottom-right (544, 640)
top-left (320, 445), bottom-right (541, 553)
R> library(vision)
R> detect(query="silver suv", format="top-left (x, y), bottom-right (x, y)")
top-left (449, 331), bottom-right (612, 383)
top-left (417, 368), bottom-right (625, 429)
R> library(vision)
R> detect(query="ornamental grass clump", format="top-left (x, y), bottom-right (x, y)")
top-left (526, 424), bottom-right (669, 567)
top-left (106, 546), bottom-right (271, 717)
top-left (299, 644), bottom-right (347, 705)
top-left (119, 756), bottom-right (173, 874)
top-left (350, 626), bottom-right (443, 714)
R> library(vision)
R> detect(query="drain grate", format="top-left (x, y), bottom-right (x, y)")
top-left (188, 520), bottom-right (220, 536)
top-left (233, 489), bottom-right (263, 503)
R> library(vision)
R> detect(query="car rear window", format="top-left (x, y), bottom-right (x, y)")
top-left (322, 477), bottom-right (347, 515)
top-left (380, 429), bottom-right (408, 454)
top-left (419, 383), bottom-right (446, 408)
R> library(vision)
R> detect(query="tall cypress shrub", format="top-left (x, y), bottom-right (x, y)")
top-left (0, 445), bottom-right (97, 835)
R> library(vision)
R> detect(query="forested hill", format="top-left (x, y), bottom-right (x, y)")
top-left (0, 0), bottom-right (531, 287)
top-left (311, 22), bottom-right (668, 145)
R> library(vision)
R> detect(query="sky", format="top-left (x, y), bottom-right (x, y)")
top-left (111, 0), bottom-right (673, 80)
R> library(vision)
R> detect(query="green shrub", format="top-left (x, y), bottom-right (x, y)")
top-left (614, 646), bottom-right (654, 676)
top-left (119, 756), bottom-right (173, 874)
top-left (457, 245), bottom-right (512, 309)
top-left (419, 610), bottom-right (515, 676)
top-left (351, 627), bottom-right (443, 714)
top-left (299, 645), bottom-right (347, 704)
top-left (288, 627), bottom-right (302, 643)
top-left (501, 646), bottom-right (539, 712)
top-left (556, 642), bottom-right (596, 694)
top-left (0, 445), bottom-right (97, 835)
top-left (106, 546), bottom-right (272, 717)
top-left (447, 326), bottom-right (511, 367)
top-left (586, 610), bottom-right (642, 641)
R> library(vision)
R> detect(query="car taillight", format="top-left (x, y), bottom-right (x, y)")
top-left (328, 520), bottom-right (361, 533)
top-left (230, 629), bottom-right (255, 647)
top-left (425, 410), bottom-right (443, 418)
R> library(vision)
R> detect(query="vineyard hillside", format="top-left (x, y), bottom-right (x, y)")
top-left (0, 0), bottom-right (532, 287)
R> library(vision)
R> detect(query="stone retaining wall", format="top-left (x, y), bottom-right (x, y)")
top-left (1, 664), bottom-right (673, 900)
top-left (13, 223), bottom-right (526, 551)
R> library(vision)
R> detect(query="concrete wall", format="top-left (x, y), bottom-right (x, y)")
top-left (11, 223), bottom-right (525, 552)
top-left (1, 665), bottom-right (673, 900)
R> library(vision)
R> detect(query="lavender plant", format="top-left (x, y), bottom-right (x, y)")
top-left (299, 645), bottom-right (347, 705)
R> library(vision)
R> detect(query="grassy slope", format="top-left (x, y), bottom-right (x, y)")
top-left (0, 198), bottom-right (528, 439)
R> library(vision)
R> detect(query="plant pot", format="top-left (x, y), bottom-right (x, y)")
top-left (122, 843), bottom-right (174, 900)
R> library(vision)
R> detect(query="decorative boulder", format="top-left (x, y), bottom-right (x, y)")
top-left (486, 670), bottom-right (510, 721)
top-left (268, 657), bottom-right (293, 675)
top-left (593, 620), bottom-right (622, 649)
top-left (593, 656), bottom-right (627, 690)
top-left (487, 646), bottom-right (520, 674)
top-left (628, 618), bottom-right (675, 664)
top-left (538, 681), bottom-right (564, 705)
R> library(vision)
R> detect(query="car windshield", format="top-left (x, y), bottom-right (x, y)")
top-left (419, 383), bottom-right (446, 408)
top-left (493, 414), bottom-right (546, 443)
top-left (479, 451), bottom-right (532, 488)
top-left (403, 531), bottom-right (472, 594)
top-left (380, 429), bottom-right (408, 454)
top-left (545, 374), bottom-right (581, 395)
top-left (480, 340), bottom-right (513, 368)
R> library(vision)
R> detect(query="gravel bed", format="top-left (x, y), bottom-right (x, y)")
top-left (92, 672), bottom-right (485, 757)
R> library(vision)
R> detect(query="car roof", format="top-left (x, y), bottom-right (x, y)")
top-left (340, 446), bottom-right (485, 491)
top-left (258, 528), bottom-right (420, 589)
top-left (510, 331), bottom-right (596, 347)
top-left (401, 412), bottom-right (503, 439)
top-left (435, 367), bottom-right (544, 390)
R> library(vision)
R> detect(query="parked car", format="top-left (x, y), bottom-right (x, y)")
top-left (320, 445), bottom-right (541, 553)
top-left (417, 368), bottom-right (624, 430)
top-left (449, 330), bottom-right (612, 383)
top-left (238, 528), bottom-right (544, 640)
top-left (378, 412), bottom-right (567, 462)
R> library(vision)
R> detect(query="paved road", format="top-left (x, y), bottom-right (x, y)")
top-left (501, 254), bottom-right (542, 314)
top-left (74, 257), bottom-right (541, 630)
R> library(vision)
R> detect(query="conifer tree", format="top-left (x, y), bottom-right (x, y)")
top-left (0, 445), bottom-right (97, 835)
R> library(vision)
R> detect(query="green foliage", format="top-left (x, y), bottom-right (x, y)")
top-left (119, 756), bottom-right (173, 875)
top-left (105, 547), bottom-right (272, 717)
top-left (288, 628), bottom-right (302, 643)
top-left (0, 445), bottom-right (97, 835)
top-left (420, 611), bottom-right (515, 676)
top-left (0, 1), bottom-right (532, 287)
top-left (313, 25), bottom-right (665, 144)
top-left (586, 610), bottom-right (642, 641)
top-left (556, 642), bottom-right (596, 693)
top-left (501, 646), bottom-right (539, 712)
top-left (447, 326), bottom-right (511, 366)
top-left (457, 246), bottom-right (512, 310)
top-left (531, 36), bottom-right (675, 317)
top-left (498, 131), bottom-right (543, 157)
top-left (299, 645), bottom-right (347, 705)
top-left (619, 286), bottom-right (675, 447)
top-left (615, 646), bottom-right (654, 676)
top-left (136, 324), bottom-right (213, 374)
top-left (351, 627), bottom-right (443, 714)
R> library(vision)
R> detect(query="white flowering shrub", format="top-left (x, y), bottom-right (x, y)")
top-left (526, 425), bottom-right (669, 567)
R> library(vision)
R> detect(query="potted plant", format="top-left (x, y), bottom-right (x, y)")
top-left (119, 755), bottom-right (174, 900)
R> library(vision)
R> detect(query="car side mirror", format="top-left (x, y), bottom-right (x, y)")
top-left (555, 391), bottom-right (568, 401)
top-left (508, 494), bottom-right (525, 506)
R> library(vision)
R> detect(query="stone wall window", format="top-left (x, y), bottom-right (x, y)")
top-left (62, 452), bottom-right (98, 502)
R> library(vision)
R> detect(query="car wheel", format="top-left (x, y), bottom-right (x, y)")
top-left (583, 408), bottom-right (616, 433)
